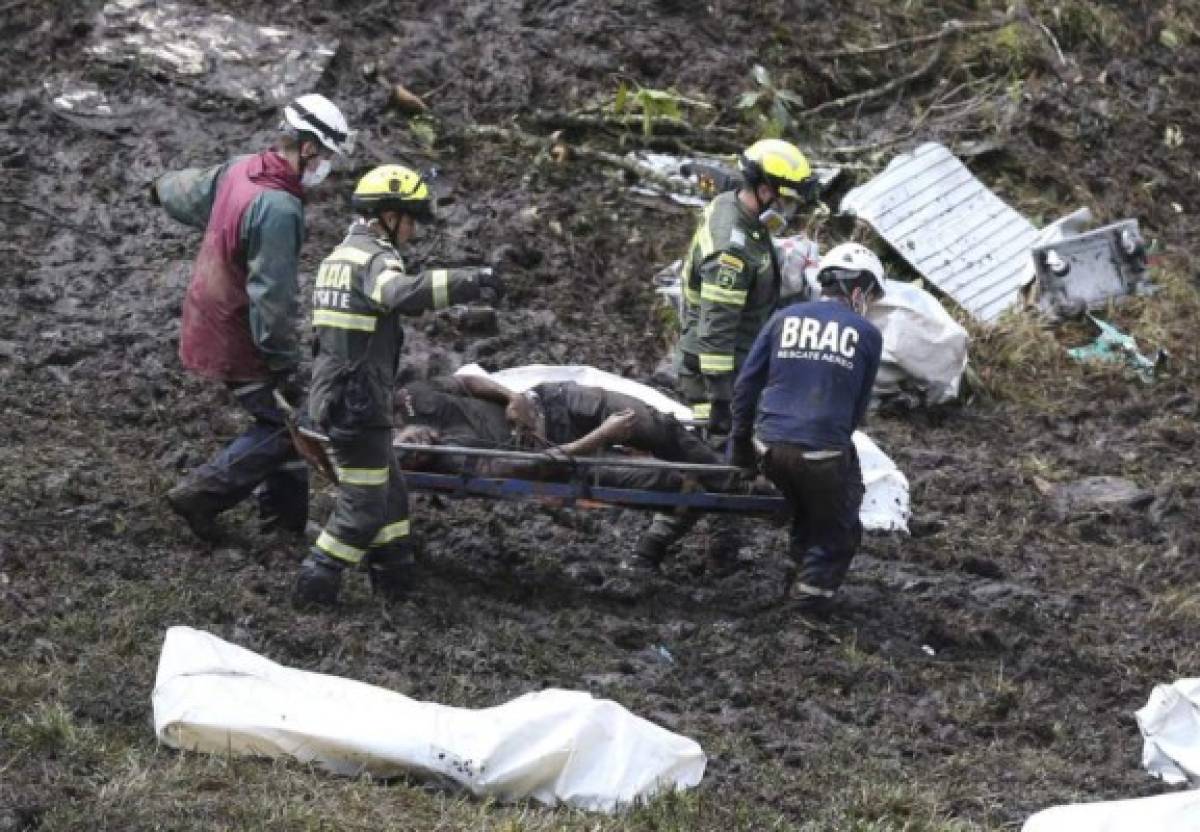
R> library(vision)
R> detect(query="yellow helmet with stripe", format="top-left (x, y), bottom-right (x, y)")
top-left (352, 164), bottom-right (432, 220)
top-left (738, 139), bottom-right (817, 202)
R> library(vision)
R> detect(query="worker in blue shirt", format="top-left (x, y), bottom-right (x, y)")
top-left (729, 243), bottom-right (885, 612)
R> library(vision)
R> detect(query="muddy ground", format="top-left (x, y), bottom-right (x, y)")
top-left (1, 0), bottom-right (1199, 829)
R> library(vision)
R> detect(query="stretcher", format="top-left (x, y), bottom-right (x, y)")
top-left (394, 443), bottom-right (788, 514)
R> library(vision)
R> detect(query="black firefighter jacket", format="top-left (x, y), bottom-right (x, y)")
top-left (307, 221), bottom-right (486, 434)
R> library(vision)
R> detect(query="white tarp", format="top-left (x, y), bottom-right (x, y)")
top-left (1138, 678), bottom-right (1200, 785)
top-left (866, 278), bottom-right (970, 404)
top-left (1022, 789), bottom-right (1200, 832)
top-left (1021, 679), bottom-right (1200, 831)
top-left (153, 627), bottom-right (705, 813)
top-left (455, 364), bottom-right (910, 533)
top-left (841, 142), bottom-right (1039, 324)
top-left (774, 234), bottom-right (823, 300)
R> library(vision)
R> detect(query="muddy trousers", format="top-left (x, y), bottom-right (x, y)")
top-left (315, 428), bottom-right (413, 572)
top-left (762, 443), bottom-right (864, 594)
top-left (178, 380), bottom-right (308, 530)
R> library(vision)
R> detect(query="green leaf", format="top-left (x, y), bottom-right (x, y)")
top-left (1160, 28), bottom-right (1180, 49)
top-left (776, 89), bottom-right (805, 107)
top-left (736, 91), bottom-right (762, 111)
top-left (752, 64), bottom-right (772, 88)
top-left (408, 116), bottom-right (437, 149)
top-left (770, 98), bottom-right (794, 133)
top-left (636, 88), bottom-right (681, 121)
top-left (613, 81), bottom-right (629, 114)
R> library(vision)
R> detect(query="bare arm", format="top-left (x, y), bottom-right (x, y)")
top-left (456, 374), bottom-right (516, 405)
top-left (487, 409), bottom-right (638, 478)
top-left (456, 375), bottom-right (540, 436)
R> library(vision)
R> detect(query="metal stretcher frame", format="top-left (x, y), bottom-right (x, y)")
top-left (395, 443), bottom-right (789, 514)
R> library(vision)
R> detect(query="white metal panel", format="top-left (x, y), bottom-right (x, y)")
top-left (841, 143), bottom-right (1038, 323)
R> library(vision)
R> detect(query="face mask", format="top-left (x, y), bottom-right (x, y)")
top-left (301, 157), bottom-right (332, 190)
top-left (759, 191), bottom-right (801, 235)
top-left (759, 208), bottom-right (787, 235)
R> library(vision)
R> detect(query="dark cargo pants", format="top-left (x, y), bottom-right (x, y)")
top-left (177, 380), bottom-right (309, 530)
top-left (314, 428), bottom-right (412, 570)
top-left (762, 443), bottom-right (864, 594)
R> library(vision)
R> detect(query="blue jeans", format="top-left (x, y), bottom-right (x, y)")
top-left (762, 443), bottom-right (864, 593)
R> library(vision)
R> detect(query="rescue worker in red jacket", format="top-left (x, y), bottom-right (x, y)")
top-left (294, 165), bottom-right (505, 606)
top-left (154, 94), bottom-right (353, 541)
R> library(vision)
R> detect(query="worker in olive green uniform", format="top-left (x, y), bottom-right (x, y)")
top-left (674, 139), bottom-right (817, 434)
top-left (295, 164), bottom-right (505, 606)
top-left (637, 140), bottom-right (816, 569)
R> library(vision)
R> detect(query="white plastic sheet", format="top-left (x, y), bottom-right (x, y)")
top-left (773, 235), bottom-right (822, 301)
top-left (455, 364), bottom-right (910, 533)
top-left (1022, 788), bottom-right (1200, 832)
top-left (1139, 678), bottom-right (1200, 785)
top-left (866, 278), bottom-right (970, 404)
top-left (1021, 679), bottom-right (1200, 831)
top-left (153, 627), bottom-right (705, 813)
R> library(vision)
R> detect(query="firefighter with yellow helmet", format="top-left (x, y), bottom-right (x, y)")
top-left (674, 139), bottom-right (817, 432)
top-left (295, 164), bottom-right (505, 606)
top-left (638, 139), bottom-right (816, 568)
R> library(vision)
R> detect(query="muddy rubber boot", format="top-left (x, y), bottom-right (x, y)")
top-left (165, 484), bottom-right (222, 543)
top-left (366, 551), bottom-right (416, 601)
top-left (623, 534), bottom-right (668, 573)
top-left (787, 580), bottom-right (836, 617)
top-left (255, 482), bottom-right (309, 539)
top-left (703, 519), bottom-right (743, 577)
top-left (293, 552), bottom-right (344, 608)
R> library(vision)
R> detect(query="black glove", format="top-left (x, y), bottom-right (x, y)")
top-left (708, 399), bottom-right (732, 435)
top-left (729, 434), bottom-right (756, 470)
top-left (272, 370), bottom-right (307, 409)
top-left (475, 267), bottom-right (506, 303)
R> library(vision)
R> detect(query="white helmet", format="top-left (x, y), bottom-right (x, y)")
top-left (817, 242), bottom-right (885, 298)
top-left (282, 94), bottom-right (354, 156)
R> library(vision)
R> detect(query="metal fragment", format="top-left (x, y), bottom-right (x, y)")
top-left (840, 142), bottom-right (1039, 323)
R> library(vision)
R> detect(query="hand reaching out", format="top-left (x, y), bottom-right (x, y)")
top-left (598, 408), bottom-right (638, 445)
top-left (505, 393), bottom-right (540, 436)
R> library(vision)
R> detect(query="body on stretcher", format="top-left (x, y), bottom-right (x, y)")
top-left (394, 442), bottom-right (788, 514)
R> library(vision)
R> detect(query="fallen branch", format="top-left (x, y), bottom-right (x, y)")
top-left (1030, 14), bottom-right (1067, 68)
top-left (522, 111), bottom-right (744, 153)
top-left (529, 111), bottom-right (692, 133)
top-left (800, 45), bottom-right (943, 118)
top-left (45, 106), bottom-right (126, 138)
top-left (826, 133), bottom-right (918, 157)
top-left (466, 123), bottom-right (701, 198)
top-left (0, 198), bottom-right (119, 244)
top-left (814, 12), bottom-right (1015, 59)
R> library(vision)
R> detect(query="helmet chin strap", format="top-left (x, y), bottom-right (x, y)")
top-left (378, 214), bottom-right (403, 248)
top-left (850, 287), bottom-right (868, 316)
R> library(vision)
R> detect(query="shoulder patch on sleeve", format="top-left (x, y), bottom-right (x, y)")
top-left (715, 250), bottom-right (747, 289)
top-left (717, 252), bottom-right (745, 271)
top-left (729, 228), bottom-right (746, 247)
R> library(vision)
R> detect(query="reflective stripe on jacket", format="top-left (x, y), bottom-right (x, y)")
top-left (307, 221), bottom-right (485, 430)
top-left (675, 190), bottom-right (780, 401)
